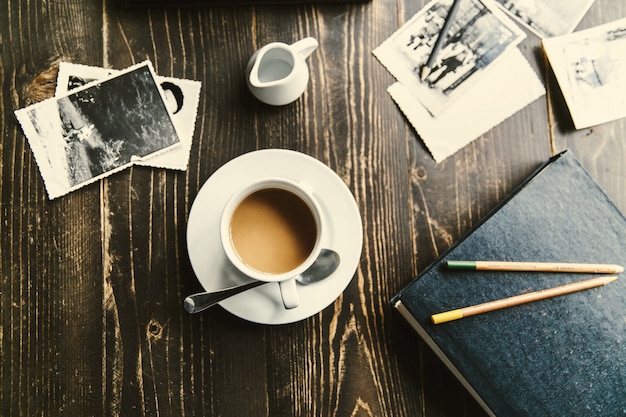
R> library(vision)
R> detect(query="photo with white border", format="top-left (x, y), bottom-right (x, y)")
top-left (56, 61), bottom-right (201, 171)
top-left (543, 18), bottom-right (626, 129)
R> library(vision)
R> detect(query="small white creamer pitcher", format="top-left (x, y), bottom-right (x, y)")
top-left (246, 37), bottom-right (318, 106)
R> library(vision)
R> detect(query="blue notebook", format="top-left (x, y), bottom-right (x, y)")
top-left (393, 150), bottom-right (626, 417)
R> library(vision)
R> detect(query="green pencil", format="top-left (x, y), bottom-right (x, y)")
top-left (446, 260), bottom-right (624, 274)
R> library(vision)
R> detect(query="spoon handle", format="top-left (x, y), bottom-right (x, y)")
top-left (184, 280), bottom-right (265, 314)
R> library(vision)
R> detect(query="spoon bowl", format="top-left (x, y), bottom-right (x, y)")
top-left (184, 248), bottom-right (340, 314)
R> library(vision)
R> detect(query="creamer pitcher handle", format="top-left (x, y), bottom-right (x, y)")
top-left (291, 37), bottom-right (318, 59)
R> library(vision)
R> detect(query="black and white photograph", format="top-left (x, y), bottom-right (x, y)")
top-left (493, 0), bottom-right (595, 39)
top-left (56, 61), bottom-right (201, 171)
top-left (543, 17), bottom-right (626, 129)
top-left (386, 47), bottom-right (544, 162)
top-left (373, 0), bottom-right (525, 116)
top-left (15, 61), bottom-right (181, 199)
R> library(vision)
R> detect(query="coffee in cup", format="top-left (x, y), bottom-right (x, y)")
top-left (229, 187), bottom-right (317, 274)
top-left (220, 178), bottom-right (324, 309)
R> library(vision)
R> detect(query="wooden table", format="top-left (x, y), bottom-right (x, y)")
top-left (2, 1), bottom-right (625, 415)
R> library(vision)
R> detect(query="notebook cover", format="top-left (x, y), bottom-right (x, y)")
top-left (392, 150), bottom-right (626, 417)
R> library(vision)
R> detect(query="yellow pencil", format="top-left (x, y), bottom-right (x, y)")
top-left (431, 275), bottom-right (617, 325)
top-left (446, 260), bottom-right (624, 274)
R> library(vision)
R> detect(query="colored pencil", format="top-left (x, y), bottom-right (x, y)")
top-left (431, 275), bottom-right (617, 324)
top-left (446, 260), bottom-right (624, 274)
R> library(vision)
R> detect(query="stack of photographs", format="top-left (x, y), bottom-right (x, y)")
top-left (373, 0), bottom-right (545, 163)
top-left (375, 0), bottom-right (528, 117)
top-left (373, 0), bottom-right (614, 161)
top-left (473, 0), bottom-right (626, 129)
top-left (15, 61), bottom-right (201, 199)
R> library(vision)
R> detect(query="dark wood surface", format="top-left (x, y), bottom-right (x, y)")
top-left (2, 1), bottom-right (625, 416)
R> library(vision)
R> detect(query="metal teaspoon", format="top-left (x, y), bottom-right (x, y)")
top-left (184, 248), bottom-right (340, 314)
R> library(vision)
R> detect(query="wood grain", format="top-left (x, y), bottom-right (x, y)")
top-left (1, 0), bottom-right (625, 416)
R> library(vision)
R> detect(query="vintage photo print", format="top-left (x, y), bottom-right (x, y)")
top-left (56, 62), bottom-right (201, 171)
top-left (492, 0), bottom-right (595, 39)
top-left (15, 61), bottom-right (181, 199)
top-left (373, 0), bottom-right (525, 116)
top-left (543, 18), bottom-right (626, 129)
top-left (387, 48), bottom-right (544, 163)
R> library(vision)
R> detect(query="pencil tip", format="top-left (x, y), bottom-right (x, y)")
top-left (616, 265), bottom-right (624, 273)
top-left (420, 67), bottom-right (430, 82)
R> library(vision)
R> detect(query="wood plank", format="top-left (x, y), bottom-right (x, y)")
top-left (0, 0), bottom-right (106, 415)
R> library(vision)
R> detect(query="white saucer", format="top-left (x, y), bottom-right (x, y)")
top-left (186, 149), bottom-right (363, 325)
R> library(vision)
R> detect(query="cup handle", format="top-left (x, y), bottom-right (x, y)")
top-left (279, 278), bottom-right (299, 309)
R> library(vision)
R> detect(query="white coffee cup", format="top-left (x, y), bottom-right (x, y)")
top-left (220, 177), bottom-right (325, 309)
